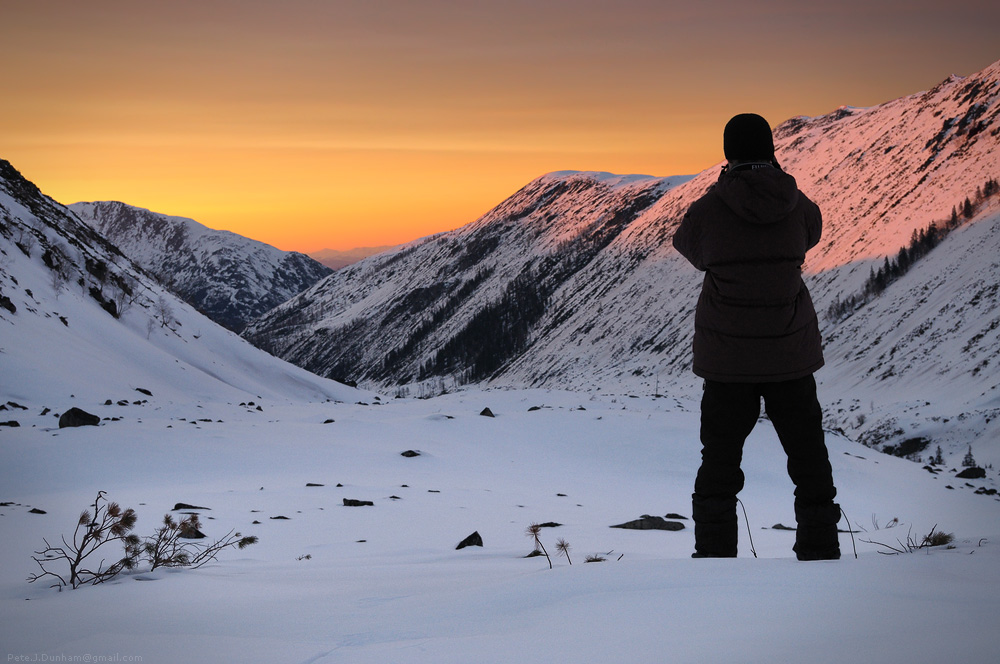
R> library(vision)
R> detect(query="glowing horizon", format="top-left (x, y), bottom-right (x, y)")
top-left (2, 1), bottom-right (997, 252)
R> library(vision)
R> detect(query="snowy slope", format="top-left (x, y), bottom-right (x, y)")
top-left (0, 160), bottom-right (360, 410)
top-left (243, 171), bottom-right (694, 385)
top-left (244, 59), bottom-right (1000, 467)
top-left (71, 201), bottom-right (332, 332)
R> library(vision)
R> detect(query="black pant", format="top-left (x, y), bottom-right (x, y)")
top-left (692, 374), bottom-right (840, 559)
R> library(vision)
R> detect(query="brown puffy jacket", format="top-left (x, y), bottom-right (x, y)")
top-left (672, 164), bottom-right (824, 382)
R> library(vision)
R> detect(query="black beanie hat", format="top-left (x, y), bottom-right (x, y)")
top-left (723, 113), bottom-right (775, 161)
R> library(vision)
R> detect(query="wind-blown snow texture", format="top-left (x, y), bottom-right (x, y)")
top-left (71, 201), bottom-right (332, 332)
top-left (245, 60), bottom-right (1000, 468)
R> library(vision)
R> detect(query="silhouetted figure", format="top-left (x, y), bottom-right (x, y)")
top-left (673, 113), bottom-right (840, 560)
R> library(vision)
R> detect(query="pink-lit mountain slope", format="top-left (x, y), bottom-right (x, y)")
top-left (243, 59), bottom-right (1000, 466)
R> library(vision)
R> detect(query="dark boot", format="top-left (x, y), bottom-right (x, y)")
top-left (793, 501), bottom-right (841, 561)
top-left (692, 493), bottom-right (738, 558)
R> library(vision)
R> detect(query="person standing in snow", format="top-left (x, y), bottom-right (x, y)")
top-left (672, 113), bottom-right (841, 560)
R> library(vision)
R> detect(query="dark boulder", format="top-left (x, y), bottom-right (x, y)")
top-left (456, 531), bottom-right (483, 549)
top-left (956, 467), bottom-right (986, 479)
top-left (58, 407), bottom-right (100, 428)
top-left (610, 515), bottom-right (685, 531)
top-left (172, 503), bottom-right (211, 511)
top-left (343, 498), bottom-right (374, 507)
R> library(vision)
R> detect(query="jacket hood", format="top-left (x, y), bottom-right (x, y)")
top-left (714, 166), bottom-right (800, 225)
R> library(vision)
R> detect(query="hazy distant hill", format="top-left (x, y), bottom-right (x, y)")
top-left (308, 246), bottom-right (395, 270)
top-left (71, 201), bottom-right (332, 332)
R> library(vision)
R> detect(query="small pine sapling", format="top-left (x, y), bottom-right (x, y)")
top-left (144, 513), bottom-right (257, 570)
top-left (555, 538), bottom-right (573, 565)
top-left (28, 490), bottom-right (141, 589)
top-left (526, 523), bottom-right (552, 569)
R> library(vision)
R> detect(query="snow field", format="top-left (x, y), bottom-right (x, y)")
top-left (2, 389), bottom-right (998, 663)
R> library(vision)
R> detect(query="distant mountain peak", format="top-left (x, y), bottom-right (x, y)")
top-left (71, 202), bottom-right (332, 332)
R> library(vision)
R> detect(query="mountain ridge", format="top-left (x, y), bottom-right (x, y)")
top-left (242, 59), bottom-right (1000, 464)
top-left (70, 201), bottom-right (332, 332)
top-left (0, 160), bottom-right (359, 407)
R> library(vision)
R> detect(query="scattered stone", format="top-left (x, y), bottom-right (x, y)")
top-left (172, 503), bottom-right (210, 511)
top-left (456, 531), bottom-right (483, 549)
top-left (336, 483), bottom-right (344, 487)
top-left (428, 489), bottom-right (440, 493)
top-left (389, 495), bottom-right (402, 500)
top-left (270, 515), bottom-right (291, 520)
top-left (28, 508), bottom-right (47, 514)
top-left (771, 523), bottom-right (795, 530)
top-left (525, 549), bottom-right (544, 558)
top-left (536, 521), bottom-right (562, 528)
top-left (39, 408), bottom-right (50, 416)
top-left (0, 421), bottom-right (20, 428)
top-left (611, 515), bottom-right (685, 531)
top-left (178, 523), bottom-right (206, 539)
top-left (323, 419), bottom-right (335, 424)
top-left (135, 388), bottom-right (153, 396)
top-left (665, 513), bottom-right (688, 520)
top-left (343, 499), bottom-right (374, 507)
top-left (956, 467), bottom-right (986, 479)
top-left (528, 406), bottom-right (542, 412)
top-left (58, 407), bottom-right (100, 428)
top-left (252, 520), bottom-right (261, 524)
top-left (480, 407), bottom-right (495, 418)
top-left (4, 401), bottom-right (27, 411)
top-left (400, 450), bottom-right (421, 457)
top-left (556, 493), bottom-right (567, 497)
top-left (0, 294), bottom-right (15, 314)
top-left (104, 399), bottom-right (113, 405)
top-left (306, 483), bottom-right (324, 487)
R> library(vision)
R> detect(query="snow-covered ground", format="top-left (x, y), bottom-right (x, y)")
top-left (2, 388), bottom-right (998, 663)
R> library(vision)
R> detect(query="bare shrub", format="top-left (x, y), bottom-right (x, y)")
top-left (144, 513), bottom-right (257, 570)
top-left (29, 491), bottom-right (140, 589)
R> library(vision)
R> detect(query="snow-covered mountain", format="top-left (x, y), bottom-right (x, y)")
top-left (0, 160), bottom-right (359, 409)
top-left (70, 201), bottom-right (332, 332)
top-left (244, 59), bottom-right (1000, 466)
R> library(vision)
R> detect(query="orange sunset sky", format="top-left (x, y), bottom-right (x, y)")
top-left (3, 1), bottom-right (998, 252)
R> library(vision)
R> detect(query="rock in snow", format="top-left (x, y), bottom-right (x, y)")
top-left (57, 407), bottom-right (100, 428)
